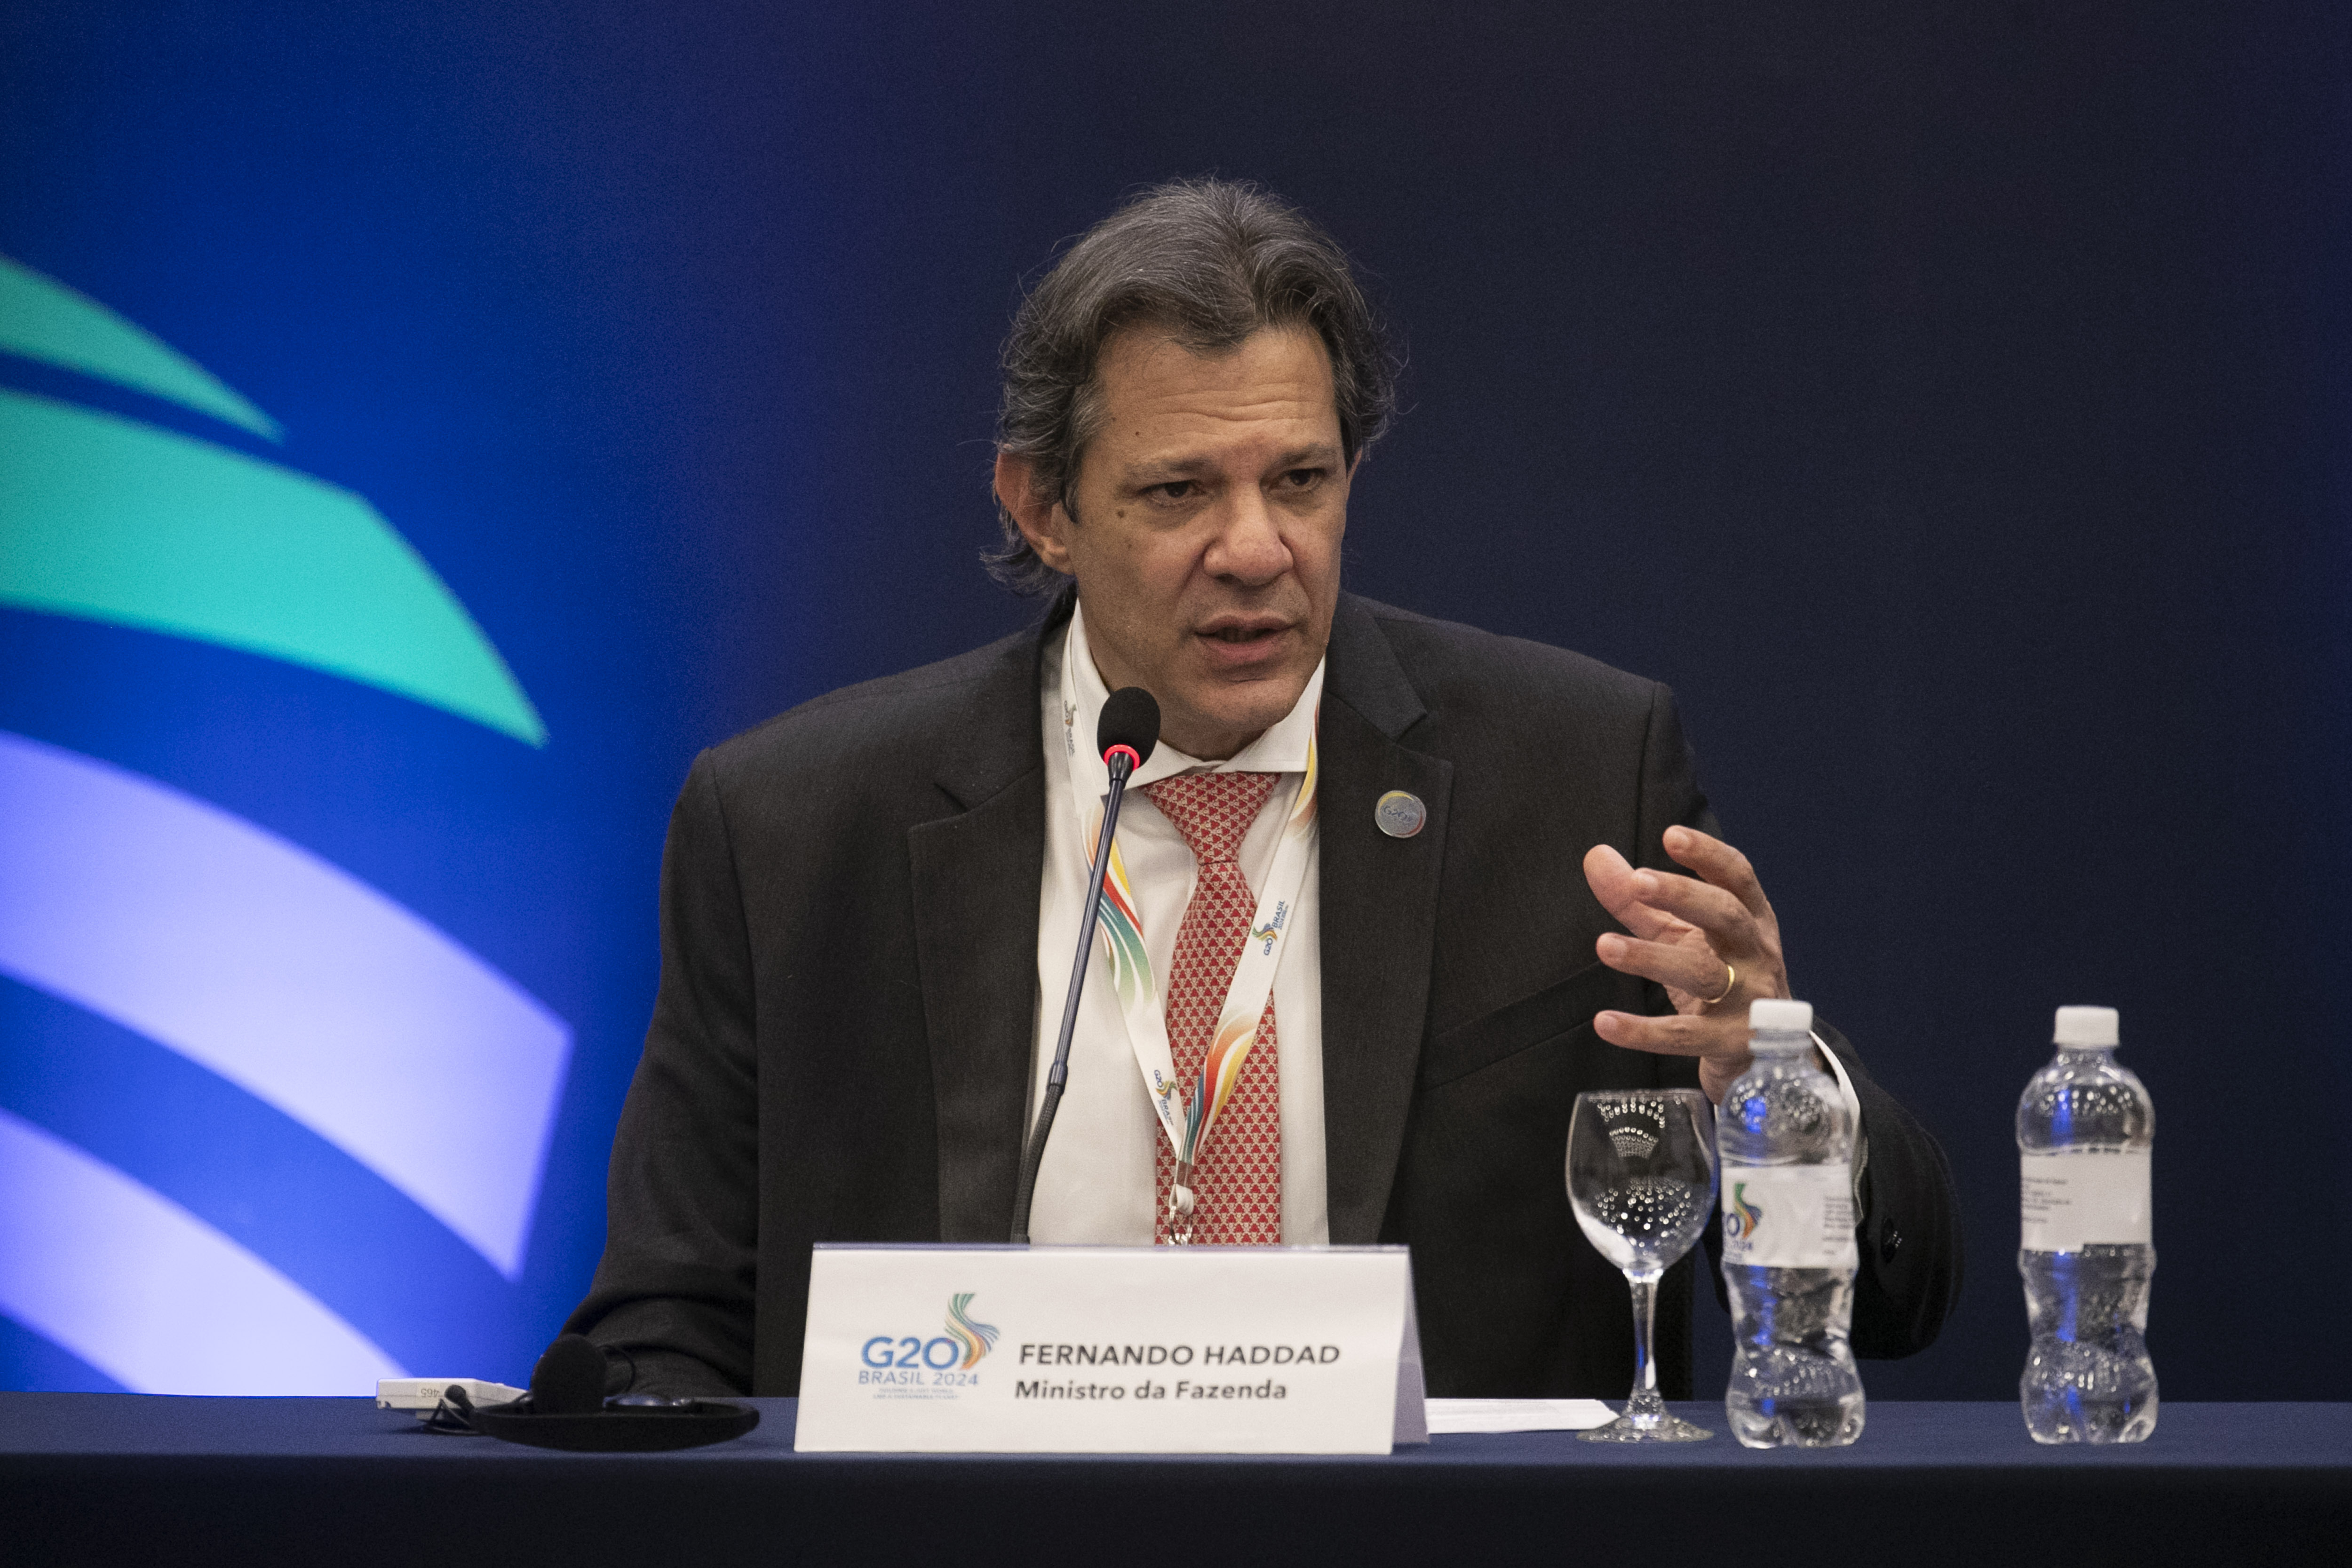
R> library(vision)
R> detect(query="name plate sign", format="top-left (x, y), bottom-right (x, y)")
top-left (795, 1244), bottom-right (1426, 1454)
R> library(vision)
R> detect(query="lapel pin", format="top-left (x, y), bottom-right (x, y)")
top-left (1375, 789), bottom-right (1426, 839)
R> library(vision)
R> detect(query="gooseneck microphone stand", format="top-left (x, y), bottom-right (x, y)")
top-left (1009, 687), bottom-right (1158, 1242)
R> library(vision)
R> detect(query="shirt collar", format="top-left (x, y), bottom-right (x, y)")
top-left (1064, 600), bottom-right (1323, 789)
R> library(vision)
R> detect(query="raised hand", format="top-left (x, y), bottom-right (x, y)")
top-left (1581, 825), bottom-right (1791, 1103)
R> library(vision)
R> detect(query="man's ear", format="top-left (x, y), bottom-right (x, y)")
top-left (994, 450), bottom-right (1074, 573)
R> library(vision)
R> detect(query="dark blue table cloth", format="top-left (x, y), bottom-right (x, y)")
top-left (3, 1394), bottom-right (2345, 1566)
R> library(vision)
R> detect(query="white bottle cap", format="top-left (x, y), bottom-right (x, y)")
top-left (2053, 1005), bottom-right (2120, 1047)
top-left (1748, 998), bottom-right (1813, 1035)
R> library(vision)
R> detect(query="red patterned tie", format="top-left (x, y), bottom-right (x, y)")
top-left (1144, 771), bottom-right (1283, 1245)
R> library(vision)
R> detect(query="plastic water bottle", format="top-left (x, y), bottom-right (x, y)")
top-left (2018, 1005), bottom-right (2157, 1443)
top-left (1718, 997), bottom-right (1864, 1448)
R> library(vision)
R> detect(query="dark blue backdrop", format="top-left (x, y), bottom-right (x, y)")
top-left (2, 1), bottom-right (2343, 1400)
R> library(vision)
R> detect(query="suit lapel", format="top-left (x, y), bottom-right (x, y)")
top-left (908, 599), bottom-right (1069, 1242)
top-left (910, 591), bottom-right (1447, 1246)
top-left (1318, 594), bottom-right (1452, 1244)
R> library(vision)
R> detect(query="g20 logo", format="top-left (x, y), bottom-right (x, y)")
top-left (1725, 1181), bottom-right (1764, 1242)
top-left (862, 1334), bottom-right (971, 1372)
top-left (860, 1291), bottom-right (999, 1375)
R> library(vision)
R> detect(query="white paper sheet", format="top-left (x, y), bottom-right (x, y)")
top-left (1423, 1398), bottom-right (1616, 1434)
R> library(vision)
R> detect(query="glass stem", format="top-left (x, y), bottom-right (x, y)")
top-left (1624, 1268), bottom-right (1664, 1420)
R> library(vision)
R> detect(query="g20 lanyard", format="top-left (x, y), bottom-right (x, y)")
top-left (1059, 633), bottom-right (1319, 1242)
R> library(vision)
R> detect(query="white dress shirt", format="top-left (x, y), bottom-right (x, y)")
top-left (1027, 604), bottom-right (1330, 1243)
top-left (1024, 603), bottom-right (1864, 1239)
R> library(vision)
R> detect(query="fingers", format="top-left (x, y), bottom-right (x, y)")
top-left (1621, 863), bottom-right (1760, 959)
top-left (1586, 827), bottom-right (1784, 1104)
top-left (1596, 932), bottom-right (1730, 998)
top-left (1662, 825), bottom-right (1769, 919)
top-left (1587, 830), bottom-right (1787, 1011)
top-left (1580, 843), bottom-right (1681, 941)
top-left (1592, 1009), bottom-right (1724, 1056)
top-left (1596, 1009), bottom-right (1757, 1104)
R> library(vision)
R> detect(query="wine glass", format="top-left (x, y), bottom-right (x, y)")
top-left (1567, 1088), bottom-right (1717, 1442)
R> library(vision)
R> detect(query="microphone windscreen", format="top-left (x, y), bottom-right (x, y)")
top-left (529, 1334), bottom-right (610, 1416)
top-left (1098, 687), bottom-right (1160, 768)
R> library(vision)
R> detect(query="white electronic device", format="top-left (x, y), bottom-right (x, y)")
top-left (375, 1377), bottom-right (526, 1416)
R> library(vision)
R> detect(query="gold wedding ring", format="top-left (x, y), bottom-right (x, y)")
top-left (1700, 962), bottom-right (1738, 1008)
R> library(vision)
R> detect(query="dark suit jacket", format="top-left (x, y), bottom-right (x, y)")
top-left (566, 590), bottom-right (1962, 1398)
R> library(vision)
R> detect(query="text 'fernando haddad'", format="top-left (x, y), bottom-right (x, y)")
top-left (1015, 1343), bottom-right (1341, 1367)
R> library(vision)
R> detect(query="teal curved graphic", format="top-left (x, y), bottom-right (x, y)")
top-left (0, 256), bottom-right (282, 441)
top-left (0, 263), bottom-right (560, 1392)
top-left (0, 387), bottom-right (546, 746)
top-left (1, 259), bottom-right (563, 1390)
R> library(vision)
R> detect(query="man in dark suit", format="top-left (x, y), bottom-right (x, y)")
top-left (567, 179), bottom-right (1961, 1399)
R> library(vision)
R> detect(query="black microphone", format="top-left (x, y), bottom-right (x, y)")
top-left (528, 1333), bottom-right (610, 1416)
top-left (475, 1332), bottom-right (760, 1450)
top-left (1009, 685), bottom-right (1160, 1242)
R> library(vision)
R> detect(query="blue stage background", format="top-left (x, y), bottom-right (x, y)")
top-left (2, 1), bottom-right (2345, 1400)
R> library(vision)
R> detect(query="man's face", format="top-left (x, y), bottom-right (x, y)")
top-left (999, 324), bottom-right (1351, 760)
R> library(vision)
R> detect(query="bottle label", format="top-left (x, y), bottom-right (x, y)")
top-left (2019, 1149), bottom-right (2151, 1249)
top-left (1720, 1164), bottom-right (1857, 1268)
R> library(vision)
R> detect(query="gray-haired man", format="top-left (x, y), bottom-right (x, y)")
top-left (568, 179), bottom-right (1961, 1398)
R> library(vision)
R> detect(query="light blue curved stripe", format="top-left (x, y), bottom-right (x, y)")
top-left (0, 732), bottom-right (572, 1278)
top-left (0, 255), bottom-right (282, 440)
top-left (0, 1108), bottom-right (404, 1394)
